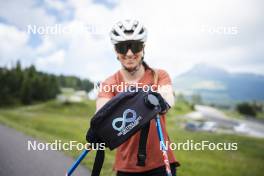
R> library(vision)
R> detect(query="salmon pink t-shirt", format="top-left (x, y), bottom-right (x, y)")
top-left (97, 69), bottom-right (180, 172)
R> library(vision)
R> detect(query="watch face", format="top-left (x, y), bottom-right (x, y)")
top-left (147, 94), bottom-right (160, 107)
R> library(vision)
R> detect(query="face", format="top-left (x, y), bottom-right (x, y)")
top-left (115, 41), bottom-right (144, 71)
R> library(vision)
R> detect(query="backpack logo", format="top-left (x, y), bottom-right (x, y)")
top-left (112, 109), bottom-right (142, 136)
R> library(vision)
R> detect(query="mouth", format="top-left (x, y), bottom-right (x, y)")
top-left (126, 60), bottom-right (137, 66)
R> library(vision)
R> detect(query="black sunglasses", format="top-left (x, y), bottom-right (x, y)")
top-left (115, 41), bottom-right (144, 54)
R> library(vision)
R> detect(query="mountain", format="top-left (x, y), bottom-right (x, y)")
top-left (173, 64), bottom-right (264, 104)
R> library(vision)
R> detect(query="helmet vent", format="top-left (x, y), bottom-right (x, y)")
top-left (113, 30), bottom-right (119, 36)
top-left (139, 28), bottom-right (144, 34)
top-left (124, 30), bottom-right (133, 34)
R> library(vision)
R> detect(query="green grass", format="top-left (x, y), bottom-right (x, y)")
top-left (0, 100), bottom-right (264, 176)
top-left (257, 112), bottom-right (264, 119)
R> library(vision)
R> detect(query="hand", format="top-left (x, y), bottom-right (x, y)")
top-left (150, 91), bottom-right (170, 114)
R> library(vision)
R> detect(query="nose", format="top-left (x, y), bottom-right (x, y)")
top-left (125, 49), bottom-right (134, 57)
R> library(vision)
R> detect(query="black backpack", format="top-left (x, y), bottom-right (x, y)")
top-left (86, 88), bottom-right (165, 176)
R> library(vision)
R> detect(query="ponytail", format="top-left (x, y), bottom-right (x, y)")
top-left (142, 61), bottom-right (158, 85)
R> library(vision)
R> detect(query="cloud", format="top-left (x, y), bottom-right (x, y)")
top-left (95, 0), bottom-right (264, 77)
top-left (0, 0), bottom-right (263, 81)
top-left (0, 0), bottom-right (56, 29)
top-left (35, 37), bottom-right (56, 55)
top-left (35, 50), bottom-right (65, 70)
top-left (44, 0), bottom-right (65, 11)
top-left (43, 0), bottom-right (74, 21)
top-left (0, 23), bottom-right (32, 66)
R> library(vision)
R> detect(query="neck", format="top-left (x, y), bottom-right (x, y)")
top-left (121, 65), bottom-right (145, 83)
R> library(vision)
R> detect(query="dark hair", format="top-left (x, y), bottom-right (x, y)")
top-left (142, 61), bottom-right (158, 85)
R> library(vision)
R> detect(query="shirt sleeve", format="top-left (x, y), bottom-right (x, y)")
top-left (157, 69), bottom-right (172, 86)
top-left (157, 69), bottom-right (175, 107)
top-left (97, 77), bottom-right (115, 99)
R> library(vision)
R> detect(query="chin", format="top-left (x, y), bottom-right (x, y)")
top-left (125, 65), bottom-right (138, 71)
top-left (125, 67), bottom-right (136, 71)
top-left (125, 63), bottom-right (136, 68)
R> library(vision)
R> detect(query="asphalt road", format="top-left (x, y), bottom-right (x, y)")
top-left (194, 105), bottom-right (264, 138)
top-left (0, 124), bottom-right (90, 176)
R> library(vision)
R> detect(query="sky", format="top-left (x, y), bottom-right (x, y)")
top-left (0, 0), bottom-right (263, 82)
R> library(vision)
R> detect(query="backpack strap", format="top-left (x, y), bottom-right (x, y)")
top-left (136, 122), bottom-right (150, 166)
top-left (91, 149), bottom-right (105, 176)
top-left (136, 69), bottom-right (158, 166)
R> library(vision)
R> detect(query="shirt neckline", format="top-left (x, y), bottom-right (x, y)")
top-left (117, 69), bottom-right (151, 85)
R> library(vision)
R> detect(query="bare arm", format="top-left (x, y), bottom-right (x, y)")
top-left (157, 85), bottom-right (175, 107)
top-left (96, 97), bottom-right (111, 112)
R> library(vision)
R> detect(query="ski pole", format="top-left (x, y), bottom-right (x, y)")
top-left (155, 114), bottom-right (172, 176)
top-left (66, 149), bottom-right (90, 176)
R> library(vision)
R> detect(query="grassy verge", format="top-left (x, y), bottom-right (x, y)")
top-left (0, 100), bottom-right (264, 176)
top-left (257, 112), bottom-right (264, 119)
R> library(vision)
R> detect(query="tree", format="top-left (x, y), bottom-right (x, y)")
top-left (0, 68), bottom-right (13, 105)
top-left (21, 76), bottom-right (33, 104)
top-left (81, 79), bottom-right (94, 92)
top-left (236, 102), bottom-right (256, 117)
top-left (0, 63), bottom-right (91, 106)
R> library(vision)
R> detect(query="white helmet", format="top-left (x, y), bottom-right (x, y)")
top-left (110, 19), bottom-right (147, 44)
